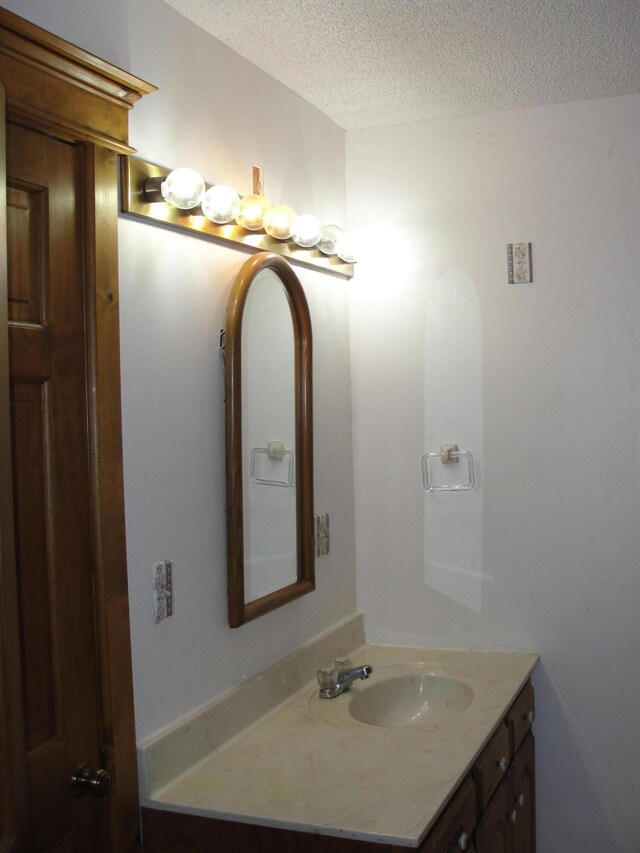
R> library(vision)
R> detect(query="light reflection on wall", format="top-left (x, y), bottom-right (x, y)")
top-left (353, 224), bottom-right (417, 296)
top-left (424, 268), bottom-right (487, 613)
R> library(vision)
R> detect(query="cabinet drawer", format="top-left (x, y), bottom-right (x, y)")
top-left (472, 722), bottom-right (510, 810)
top-left (419, 775), bottom-right (477, 852)
top-left (507, 680), bottom-right (535, 756)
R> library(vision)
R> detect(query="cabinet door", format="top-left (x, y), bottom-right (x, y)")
top-left (419, 776), bottom-right (477, 852)
top-left (474, 779), bottom-right (512, 853)
top-left (510, 732), bottom-right (535, 853)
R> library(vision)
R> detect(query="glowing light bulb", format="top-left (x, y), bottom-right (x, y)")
top-left (201, 185), bottom-right (240, 224)
top-left (160, 168), bottom-right (205, 210)
top-left (317, 224), bottom-right (344, 256)
top-left (336, 233), bottom-right (357, 264)
top-left (264, 205), bottom-right (298, 240)
top-left (235, 194), bottom-right (270, 230)
top-left (291, 214), bottom-right (321, 248)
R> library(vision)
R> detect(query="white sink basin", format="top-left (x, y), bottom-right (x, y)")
top-left (348, 673), bottom-right (473, 728)
top-left (308, 662), bottom-right (475, 729)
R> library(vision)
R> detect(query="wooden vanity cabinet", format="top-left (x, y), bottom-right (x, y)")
top-left (473, 721), bottom-right (511, 810)
top-left (418, 776), bottom-right (477, 853)
top-left (474, 681), bottom-right (536, 853)
top-left (474, 778), bottom-right (512, 853)
top-left (508, 731), bottom-right (535, 853)
top-left (474, 732), bottom-right (535, 853)
top-left (507, 681), bottom-right (535, 755)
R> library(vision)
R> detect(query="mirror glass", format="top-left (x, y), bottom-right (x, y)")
top-left (241, 270), bottom-right (296, 602)
top-left (225, 253), bottom-right (315, 627)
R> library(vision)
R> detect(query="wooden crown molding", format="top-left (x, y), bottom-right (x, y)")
top-left (0, 6), bottom-right (156, 153)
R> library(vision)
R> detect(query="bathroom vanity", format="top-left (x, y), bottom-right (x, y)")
top-left (138, 616), bottom-right (538, 852)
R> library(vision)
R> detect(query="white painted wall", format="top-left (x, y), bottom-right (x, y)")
top-left (6, 0), bottom-right (356, 740)
top-left (347, 95), bottom-right (640, 851)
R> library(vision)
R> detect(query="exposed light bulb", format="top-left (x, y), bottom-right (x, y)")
top-left (161, 168), bottom-right (205, 210)
top-left (317, 224), bottom-right (344, 256)
top-left (335, 233), bottom-right (357, 264)
top-left (264, 205), bottom-right (298, 240)
top-left (291, 214), bottom-right (321, 248)
top-left (201, 184), bottom-right (240, 224)
top-left (235, 194), bottom-right (270, 230)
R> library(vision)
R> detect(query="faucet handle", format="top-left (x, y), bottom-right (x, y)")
top-left (333, 657), bottom-right (352, 672)
top-left (317, 667), bottom-right (338, 690)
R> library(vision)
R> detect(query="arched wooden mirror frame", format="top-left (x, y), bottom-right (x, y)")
top-left (225, 252), bottom-right (315, 628)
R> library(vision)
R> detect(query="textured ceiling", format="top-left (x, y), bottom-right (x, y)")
top-left (163, 0), bottom-right (640, 129)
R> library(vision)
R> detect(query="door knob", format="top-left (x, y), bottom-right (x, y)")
top-left (71, 762), bottom-right (112, 798)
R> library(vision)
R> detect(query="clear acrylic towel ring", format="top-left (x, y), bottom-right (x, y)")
top-left (250, 446), bottom-right (294, 487)
top-left (422, 448), bottom-right (478, 492)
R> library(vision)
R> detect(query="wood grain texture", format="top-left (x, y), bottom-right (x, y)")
top-left (0, 7), bottom-right (156, 153)
top-left (8, 121), bottom-right (106, 853)
top-left (83, 142), bottom-right (142, 853)
top-left (0, 81), bottom-right (31, 851)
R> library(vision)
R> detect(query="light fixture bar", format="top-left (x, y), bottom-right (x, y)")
top-left (119, 156), bottom-right (354, 279)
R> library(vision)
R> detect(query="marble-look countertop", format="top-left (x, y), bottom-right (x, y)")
top-left (145, 643), bottom-right (538, 848)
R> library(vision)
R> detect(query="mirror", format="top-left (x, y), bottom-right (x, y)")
top-left (225, 252), bottom-right (315, 627)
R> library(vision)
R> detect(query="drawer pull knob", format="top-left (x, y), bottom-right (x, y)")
top-left (526, 710), bottom-right (535, 724)
top-left (497, 756), bottom-right (508, 771)
top-left (510, 809), bottom-right (518, 824)
top-left (517, 793), bottom-right (525, 807)
top-left (457, 831), bottom-right (469, 850)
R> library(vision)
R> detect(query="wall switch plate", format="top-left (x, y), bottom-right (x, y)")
top-left (507, 242), bottom-right (533, 284)
top-left (153, 560), bottom-right (173, 623)
top-left (315, 514), bottom-right (330, 557)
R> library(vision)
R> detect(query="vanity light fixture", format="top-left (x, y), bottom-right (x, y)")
top-left (235, 193), bottom-right (271, 231)
top-left (264, 205), bottom-right (297, 240)
top-left (120, 157), bottom-right (355, 279)
top-left (317, 224), bottom-right (343, 256)
top-left (202, 184), bottom-right (240, 224)
top-left (160, 167), bottom-right (205, 209)
top-left (290, 214), bottom-right (321, 249)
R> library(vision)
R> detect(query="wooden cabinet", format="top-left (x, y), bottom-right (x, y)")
top-left (507, 681), bottom-right (535, 756)
top-left (475, 692), bottom-right (536, 853)
top-left (475, 779), bottom-right (512, 853)
top-left (419, 776), bottom-right (477, 853)
top-left (473, 721), bottom-right (511, 809)
top-left (142, 681), bottom-right (536, 853)
top-left (474, 732), bottom-right (535, 853)
top-left (509, 732), bottom-right (535, 853)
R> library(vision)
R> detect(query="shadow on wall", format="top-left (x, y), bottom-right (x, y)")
top-left (533, 665), bottom-right (635, 852)
top-left (424, 268), bottom-right (485, 613)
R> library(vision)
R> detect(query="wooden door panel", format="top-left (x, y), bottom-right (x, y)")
top-left (474, 779), bottom-right (512, 853)
top-left (10, 381), bottom-right (55, 749)
top-left (6, 182), bottom-right (46, 324)
top-left (6, 121), bottom-right (108, 852)
top-left (0, 15), bottom-right (152, 850)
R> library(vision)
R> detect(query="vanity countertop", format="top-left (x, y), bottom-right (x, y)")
top-left (144, 643), bottom-right (538, 848)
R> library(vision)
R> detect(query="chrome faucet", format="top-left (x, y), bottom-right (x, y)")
top-left (317, 658), bottom-right (373, 699)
